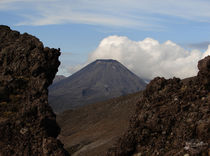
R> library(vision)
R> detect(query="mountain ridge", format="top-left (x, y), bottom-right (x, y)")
top-left (53, 75), bottom-right (66, 84)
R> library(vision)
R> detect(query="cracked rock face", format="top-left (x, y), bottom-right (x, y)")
top-left (0, 25), bottom-right (69, 156)
top-left (108, 56), bottom-right (210, 156)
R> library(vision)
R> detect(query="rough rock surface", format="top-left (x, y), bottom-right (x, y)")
top-left (0, 25), bottom-right (69, 156)
top-left (108, 56), bottom-right (210, 156)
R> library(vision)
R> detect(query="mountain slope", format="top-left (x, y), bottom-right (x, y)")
top-left (57, 91), bottom-right (143, 156)
top-left (49, 59), bottom-right (146, 113)
top-left (53, 75), bottom-right (66, 84)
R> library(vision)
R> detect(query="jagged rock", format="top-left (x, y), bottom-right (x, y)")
top-left (107, 56), bottom-right (210, 156)
top-left (0, 25), bottom-right (69, 156)
top-left (197, 56), bottom-right (210, 89)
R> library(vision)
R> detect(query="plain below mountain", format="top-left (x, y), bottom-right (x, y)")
top-left (49, 59), bottom-right (146, 113)
top-left (57, 91), bottom-right (143, 156)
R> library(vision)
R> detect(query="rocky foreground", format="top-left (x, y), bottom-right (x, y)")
top-left (108, 56), bottom-right (210, 156)
top-left (0, 26), bottom-right (69, 155)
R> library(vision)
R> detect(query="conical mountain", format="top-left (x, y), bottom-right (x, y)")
top-left (49, 59), bottom-right (146, 113)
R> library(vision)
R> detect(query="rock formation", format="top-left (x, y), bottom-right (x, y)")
top-left (0, 25), bottom-right (69, 156)
top-left (108, 56), bottom-right (210, 156)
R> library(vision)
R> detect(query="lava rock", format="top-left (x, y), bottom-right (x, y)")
top-left (0, 25), bottom-right (69, 156)
top-left (108, 56), bottom-right (210, 156)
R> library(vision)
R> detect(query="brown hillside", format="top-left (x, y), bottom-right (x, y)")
top-left (57, 92), bottom-right (143, 156)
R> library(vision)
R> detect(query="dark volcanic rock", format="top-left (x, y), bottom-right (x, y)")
top-left (0, 26), bottom-right (69, 155)
top-left (49, 59), bottom-right (146, 113)
top-left (108, 56), bottom-right (210, 156)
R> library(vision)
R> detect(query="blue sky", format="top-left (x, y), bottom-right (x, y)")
top-left (0, 0), bottom-right (210, 78)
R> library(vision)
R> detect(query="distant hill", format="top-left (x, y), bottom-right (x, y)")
top-left (57, 91), bottom-right (143, 156)
top-left (49, 59), bottom-right (146, 113)
top-left (53, 75), bottom-right (66, 84)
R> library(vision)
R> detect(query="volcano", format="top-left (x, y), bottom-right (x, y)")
top-left (49, 59), bottom-right (146, 113)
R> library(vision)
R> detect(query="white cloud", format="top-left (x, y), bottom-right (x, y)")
top-left (87, 36), bottom-right (210, 80)
top-left (1, 0), bottom-right (210, 29)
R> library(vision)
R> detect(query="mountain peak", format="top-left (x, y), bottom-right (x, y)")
top-left (94, 59), bottom-right (118, 64)
top-left (49, 59), bottom-right (146, 113)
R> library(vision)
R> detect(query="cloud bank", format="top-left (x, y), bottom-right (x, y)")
top-left (88, 36), bottom-right (210, 80)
